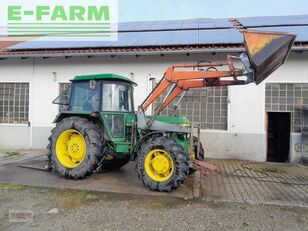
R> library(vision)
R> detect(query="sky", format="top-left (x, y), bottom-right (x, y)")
top-left (118, 0), bottom-right (308, 22)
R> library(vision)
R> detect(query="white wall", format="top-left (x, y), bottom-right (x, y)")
top-left (0, 51), bottom-right (307, 162)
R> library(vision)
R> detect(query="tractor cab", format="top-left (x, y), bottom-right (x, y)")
top-left (53, 74), bottom-right (136, 144)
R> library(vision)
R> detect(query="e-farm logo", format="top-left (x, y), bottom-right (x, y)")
top-left (0, 0), bottom-right (118, 41)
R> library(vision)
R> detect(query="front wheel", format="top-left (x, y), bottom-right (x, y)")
top-left (47, 117), bottom-right (104, 179)
top-left (136, 136), bottom-right (189, 192)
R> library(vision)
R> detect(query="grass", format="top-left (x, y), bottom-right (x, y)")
top-left (0, 184), bottom-right (24, 189)
top-left (5, 151), bottom-right (21, 157)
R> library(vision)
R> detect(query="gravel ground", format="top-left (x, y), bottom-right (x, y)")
top-left (0, 184), bottom-right (307, 231)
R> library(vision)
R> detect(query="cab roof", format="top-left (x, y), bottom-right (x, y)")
top-left (73, 73), bottom-right (137, 85)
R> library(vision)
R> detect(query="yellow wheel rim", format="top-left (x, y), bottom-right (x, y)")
top-left (144, 149), bottom-right (174, 182)
top-left (56, 129), bottom-right (86, 168)
top-left (191, 150), bottom-right (196, 161)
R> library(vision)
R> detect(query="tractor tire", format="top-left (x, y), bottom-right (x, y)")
top-left (101, 155), bottom-right (130, 171)
top-left (47, 117), bottom-right (104, 180)
top-left (189, 136), bottom-right (205, 174)
top-left (193, 136), bottom-right (205, 161)
top-left (136, 136), bottom-right (189, 192)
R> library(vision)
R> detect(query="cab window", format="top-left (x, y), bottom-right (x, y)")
top-left (70, 81), bottom-right (100, 111)
top-left (102, 83), bottom-right (133, 112)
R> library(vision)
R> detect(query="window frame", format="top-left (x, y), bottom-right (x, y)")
top-left (57, 82), bottom-right (72, 112)
top-left (265, 82), bottom-right (308, 133)
top-left (101, 80), bottom-right (135, 113)
top-left (0, 81), bottom-right (31, 126)
top-left (159, 86), bottom-right (228, 131)
top-left (69, 80), bottom-right (102, 112)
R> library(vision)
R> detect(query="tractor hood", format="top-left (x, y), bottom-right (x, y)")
top-left (242, 30), bottom-right (296, 84)
top-left (146, 115), bottom-right (190, 125)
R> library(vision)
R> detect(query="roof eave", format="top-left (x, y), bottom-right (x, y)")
top-left (0, 47), bottom-right (245, 59)
top-left (0, 46), bottom-right (306, 59)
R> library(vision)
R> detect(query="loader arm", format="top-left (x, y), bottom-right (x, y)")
top-left (140, 30), bottom-right (295, 119)
top-left (141, 56), bottom-right (247, 113)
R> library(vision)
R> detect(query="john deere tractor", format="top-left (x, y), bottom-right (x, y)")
top-left (48, 30), bottom-right (295, 191)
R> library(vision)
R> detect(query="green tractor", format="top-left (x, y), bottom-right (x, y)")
top-left (48, 73), bottom-right (202, 192)
top-left (47, 30), bottom-right (295, 191)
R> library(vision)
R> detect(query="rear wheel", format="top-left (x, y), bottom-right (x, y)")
top-left (192, 136), bottom-right (205, 161)
top-left (47, 117), bottom-right (104, 179)
top-left (136, 136), bottom-right (189, 192)
top-left (190, 136), bottom-right (205, 174)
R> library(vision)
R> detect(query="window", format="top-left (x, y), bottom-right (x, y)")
top-left (265, 83), bottom-right (308, 132)
top-left (0, 83), bottom-right (29, 124)
top-left (58, 83), bottom-right (71, 112)
top-left (102, 83), bottom-right (133, 112)
top-left (159, 87), bottom-right (228, 130)
top-left (104, 114), bottom-right (125, 137)
top-left (70, 81), bottom-right (101, 111)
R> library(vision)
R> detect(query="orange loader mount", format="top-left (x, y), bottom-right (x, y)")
top-left (137, 30), bottom-right (295, 180)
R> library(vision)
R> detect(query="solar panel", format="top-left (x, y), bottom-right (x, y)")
top-left (131, 22), bottom-right (156, 31)
top-left (148, 23), bottom-right (168, 30)
top-left (164, 23), bottom-right (183, 30)
top-left (181, 21), bottom-right (199, 30)
top-left (198, 21), bottom-right (217, 29)
top-left (118, 20), bottom-right (184, 31)
top-left (128, 31), bottom-right (160, 46)
top-left (175, 30), bottom-right (198, 45)
top-left (153, 31), bottom-right (179, 46)
top-left (214, 19), bottom-right (233, 27)
top-left (238, 15), bottom-right (308, 27)
top-left (253, 26), bottom-right (308, 42)
top-left (219, 29), bottom-right (243, 44)
top-left (118, 22), bottom-right (142, 31)
top-left (199, 29), bottom-right (223, 44)
top-left (10, 40), bottom-right (86, 50)
top-left (7, 16), bottom-right (308, 51)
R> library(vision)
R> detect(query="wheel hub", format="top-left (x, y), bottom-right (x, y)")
top-left (67, 135), bottom-right (84, 159)
top-left (151, 155), bottom-right (170, 175)
top-left (144, 149), bottom-right (174, 182)
top-left (56, 129), bottom-right (86, 168)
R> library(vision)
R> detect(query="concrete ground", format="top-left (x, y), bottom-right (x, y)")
top-left (0, 149), bottom-right (194, 199)
top-left (1, 149), bottom-right (308, 207)
top-left (0, 185), bottom-right (308, 231)
top-left (198, 159), bottom-right (308, 207)
top-left (1, 149), bottom-right (308, 230)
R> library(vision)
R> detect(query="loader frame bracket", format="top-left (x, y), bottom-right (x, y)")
top-left (190, 159), bottom-right (219, 177)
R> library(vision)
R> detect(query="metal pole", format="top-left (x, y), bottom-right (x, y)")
top-left (189, 123), bottom-right (195, 161)
top-left (197, 123), bottom-right (201, 158)
top-left (170, 90), bottom-right (187, 116)
top-left (146, 83), bottom-right (177, 128)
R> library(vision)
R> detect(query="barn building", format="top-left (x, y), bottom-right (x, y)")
top-left (0, 15), bottom-right (308, 163)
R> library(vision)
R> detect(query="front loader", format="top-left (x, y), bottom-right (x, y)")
top-left (48, 30), bottom-right (295, 192)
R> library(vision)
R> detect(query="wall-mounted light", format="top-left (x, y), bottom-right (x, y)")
top-left (52, 72), bottom-right (57, 82)
top-left (130, 72), bottom-right (135, 81)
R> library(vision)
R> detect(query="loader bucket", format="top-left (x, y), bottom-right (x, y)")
top-left (242, 30), bottom-right (296, 84)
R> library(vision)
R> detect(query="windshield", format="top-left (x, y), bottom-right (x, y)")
top-left (102, 83), bottom-right (133, 112)
top-left (70, 81), bottom-right (101, 111)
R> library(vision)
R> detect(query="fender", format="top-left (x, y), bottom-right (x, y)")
top-left (53, 112), bottom-right (98, 123)
top-left (132, 131), bottom-right (164, 159)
